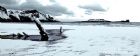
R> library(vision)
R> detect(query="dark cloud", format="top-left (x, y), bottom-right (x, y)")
top-left (79, 5), bottom-right (106, 11)
top-left (19, 0), bottom-right (43, 9)
top-left (85, 10), bottom-right (93, 15)
top-left (0, 0), bottom-right (19, 9)
top-left (0, 0), bottom-right (73, 16)
top-left (43, 4), bottom-right (73, 16)
top-left (0, 0), bottom-right (17, 5)
top-left (79, 4), bottom-right (106, 15)
top-left (49, 0), bottom-right (56, 2)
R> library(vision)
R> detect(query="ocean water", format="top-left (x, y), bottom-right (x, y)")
top-left (0, 22), bottom-right (140, 56)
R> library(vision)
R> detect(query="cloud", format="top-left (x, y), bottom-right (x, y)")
top-left (79, 4), bottom-right (106, 15)
top-left (0, 0), bottom-right (73, 16)
top-left (84, 10), bottom-right (93, 15)
top-left (49, 0), bottom-right (56, 2)
top-left (0, 0), bottom-right (17, 5)
top-left (42, 4), bottom-right (73, 16)
top-left (79, 5), bottom-right (106, 11)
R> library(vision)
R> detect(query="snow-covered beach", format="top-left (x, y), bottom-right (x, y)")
top-left (0, 22), bottom-right (140, 56)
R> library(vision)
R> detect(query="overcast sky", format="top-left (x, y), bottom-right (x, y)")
top-left (0, 0), bottom-right (140, 22)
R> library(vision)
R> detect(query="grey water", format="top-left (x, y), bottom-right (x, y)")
top-left (0, 22), bottom-right (140, 56)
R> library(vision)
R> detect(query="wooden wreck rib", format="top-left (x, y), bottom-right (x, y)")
top-left (31, 14), bottom-right (67, 41)
top-left (32, 16), bottom-right (49, 41)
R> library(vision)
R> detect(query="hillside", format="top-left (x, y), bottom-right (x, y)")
top-left (0, 6), bottom-right (59, 22)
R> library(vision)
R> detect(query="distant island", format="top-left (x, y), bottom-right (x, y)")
top-left (79, 19), bottom-right (130, 23)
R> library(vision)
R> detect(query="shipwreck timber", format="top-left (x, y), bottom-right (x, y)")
top-left (32, 16), bottom-right (49, 41)
top-left (0, 13), bottom-right (68, 41)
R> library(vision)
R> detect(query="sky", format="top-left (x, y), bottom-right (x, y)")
top-left (0, 0), bottom-right (140, 22)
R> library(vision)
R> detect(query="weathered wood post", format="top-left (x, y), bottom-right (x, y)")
top-left (11, 33), bottom-right (16, 38)
top-left (60, 26), bottom-right (62, 35)
top-left (31, 13), bottom-right (49, 41)
top-left (17, 33), bottom-right (23, 39)
top-left (22, 32), bottom-right (29, 40)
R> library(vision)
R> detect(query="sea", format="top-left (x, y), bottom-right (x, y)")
top-left (0, 22), bottom-right (140, 56)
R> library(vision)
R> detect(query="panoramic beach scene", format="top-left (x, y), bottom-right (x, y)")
top-left (0, 0), bottom-right (140, 56)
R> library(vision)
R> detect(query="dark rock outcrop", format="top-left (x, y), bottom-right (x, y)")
top-left (0, 6), bottom-right (7, 15)
top-left (19, 15), bottom-right (32, 22)
top-left (0, 6), bottom-right (59, 22)
top-left (9, 15), bottom-right (20, 22)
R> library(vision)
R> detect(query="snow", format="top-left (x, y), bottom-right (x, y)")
top-left (0, 9), bottom-right (47, 20)
top-left (10, 13), bottom-right (21, 20)
top-left (38, 14), bottom-right (47, 20)
top-left (0, 11), bottom-right (9, 19)
top-left (0, 23), bottom-right (140, 56)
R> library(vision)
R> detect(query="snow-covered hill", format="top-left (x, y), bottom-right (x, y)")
top-left (0, 6), bottom-right (58, 22)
